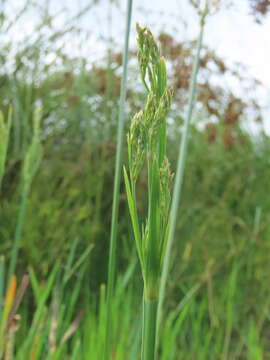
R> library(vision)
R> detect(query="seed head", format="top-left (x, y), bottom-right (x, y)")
top-left (160, 157), bottom-right (173, 218)
top-left (128, 111), bottom-right (146, 183)
top-left (125, 25), bottom-right (174, 294)
top-left (155, 88), bottom-right (173, 123)
top-left (0, 106), bottom-right (12, 188)
top-left (190, 0), bottom-right (221, 16)
top-left (136, 23), bottom-right (162, 93)
top-left (22, 106), bottom-right (43, 189)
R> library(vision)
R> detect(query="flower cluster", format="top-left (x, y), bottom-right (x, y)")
top-left (124, 24), bottom-right (173, 299)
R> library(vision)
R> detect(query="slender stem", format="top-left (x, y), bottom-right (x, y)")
top-left (157, 10), bottom-right (207, 343)
top-left (0, 256), bottom-right (4, 321)
top-left (104, 0), bottom-right (113, 134)
top-left (7, 186), bottom-right (29, 286)
top-left (142, 295), bottom-right (158, 360)
top-left (103, 1), bottom-right (133, 358)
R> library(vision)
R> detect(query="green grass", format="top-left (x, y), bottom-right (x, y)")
top-left (0, 1), bottom-right (270, 359)
top-left (124, 24), bottom-right (173, 359)
top-left (104, 1), bottom-right (133, 358)
top-left (0, 107), bottom-right (12, 193)
top-left (157, 3), bottom-right (209, 343)
top-left (1, 123), bottom-right (270, 359)
top-left (7, 107), bottom-right (42, 285)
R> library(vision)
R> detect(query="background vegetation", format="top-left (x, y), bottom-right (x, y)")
top-left (0, 0), bottom-right (270, 358)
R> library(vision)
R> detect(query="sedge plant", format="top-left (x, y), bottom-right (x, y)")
top-left (157, 1), bottom-right (210, 345)
top-left (7, 107), bottom-right (43, 285)
top-left (103, 0), bottom-right (133, 359)
top-left (0, 261), bottom-right (29, 359)
top-left (124, 24), bottom-right (173, 360)
top-left (0, 107), bottom-right (12, 193)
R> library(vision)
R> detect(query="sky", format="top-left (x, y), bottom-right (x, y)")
top-left (6, 0), bottom-right (270, 133)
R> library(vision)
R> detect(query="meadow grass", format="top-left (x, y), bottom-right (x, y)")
top-left (0, 1), bottom-right (269, 359)
top-left (0, 107), bottom-right (12, 193)
top-left (157, 2), bottom-right (209, 343)
top-left (124, 24), bottom-right (173, 359)
top-left (104, 0), bottom-right (133, 358)
top-left (124, 4), bottom-right (209, 356)
top-left (7, 107), bottom-right (42, 285)
top-left (0, 107), bottom-right (269, 359)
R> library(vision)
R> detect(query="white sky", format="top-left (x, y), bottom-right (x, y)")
top-left (86, 0), bottom-right (270, 87)
top-left (6, 0), bottom-right (270, 132)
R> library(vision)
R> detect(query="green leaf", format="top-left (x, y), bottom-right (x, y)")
top-left (146, 156), bottom-right (160, 284)
top-left (123, 167), bottom-right (144, 270)
top-left (0, 107), bottom-right (12, 189)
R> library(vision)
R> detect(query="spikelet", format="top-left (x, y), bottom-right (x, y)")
top-left (124, 24), bottom-right (173, 297)
top-left (22, 106), bottom-right (43, 191)
top-left (0, 106), bottom-right (12, 189)
top-left (190, 0), bottom-right (221, 16)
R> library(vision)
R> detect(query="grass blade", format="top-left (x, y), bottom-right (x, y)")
top-left (157, 4), bottom-right (209, 344)
top-left (103, 1), bottom-right (133, 358)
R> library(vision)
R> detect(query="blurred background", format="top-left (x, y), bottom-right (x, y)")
top-left (1, 0), bottom-right (270, 358)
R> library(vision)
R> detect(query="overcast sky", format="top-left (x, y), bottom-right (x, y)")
top-left (12, 0), bottom-right (269, 86)
top-left (7, 0), bottom-right (270, 132)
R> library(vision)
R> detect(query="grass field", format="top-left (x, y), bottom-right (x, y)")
top-left (0, 1), bottom-right (269, 359)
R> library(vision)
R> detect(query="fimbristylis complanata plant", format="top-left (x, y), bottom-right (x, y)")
top-left (7, 107), bottom-right (42, 285)
top-left (103, 0), bottom-right (133, 359)
top-left (124, 24), bottom-right (173, 360)
top-left (0, 107), bottom-right (12, 194)
top-left (157, 0), bottom-right (210, 348)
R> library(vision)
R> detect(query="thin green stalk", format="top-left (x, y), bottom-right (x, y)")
top-left (7, 189), bottom-right (28, 285)
top-left (125, 25), bottom-right (173, 360)
top-left (0, 256), bottom-right (4, 321)
top-left (7, 107), bottom-right (42, 285)
top-left (142, 297), bottom-right (158, 360)
top-left (0, 107), bottom-right (12, 194)
top-left (103, 1), bottom-right (133, 358)
top-left (157, 4), bottom-right (209, 341)
top-left (103, 0), bottom-right (114, 137)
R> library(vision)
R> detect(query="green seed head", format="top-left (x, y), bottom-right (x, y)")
top-left (125, 25), bottom-right (173, 298)
top-left (128, 111), bottom-right (146, 183)
top-left (160, 157), bottom-right (173, 218)
top-left (22, 106), bottom-right (43, 189)
top-left (136, 23), bottom-right (163, 94)
top-left (0, 106), bottom-right (12, 188)
top-left (154, 88), bottom-right (173, 124)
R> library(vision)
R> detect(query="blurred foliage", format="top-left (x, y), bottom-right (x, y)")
top-left (248, 0), bottom-right (270, 22)
top-left (189, 0), bottom-right (270, 23)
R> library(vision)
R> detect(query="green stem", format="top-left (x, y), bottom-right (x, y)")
top-left (142, 295), bottom-right (158, 360)
top-left (103, 1), bottom-right (133, 359)
top-left (104, 0), bottom-right (113, 134)
top-left (0, 256), bottom-right (4, 321)
top-left (7, 186), bottom-right (29, 285)
top-left (157, 8), bottom-right (207, 345)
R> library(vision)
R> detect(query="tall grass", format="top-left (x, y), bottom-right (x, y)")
top-left (7, 107), bottom-right (42, 285)
top-left (0, 1), bottom-right (269, 358)
top-left (124, 4), bottom-right (212, 358)
top-left (157, 2), bottom-right (209, 339)
top-left (0, 234), bottom-right (93, 359)
top-left (104, 0), bottom-right (133, 359)
top-left (0, 107), bottom-right (12, 193)
top-left (124, 24), bottom-right (173, 359)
